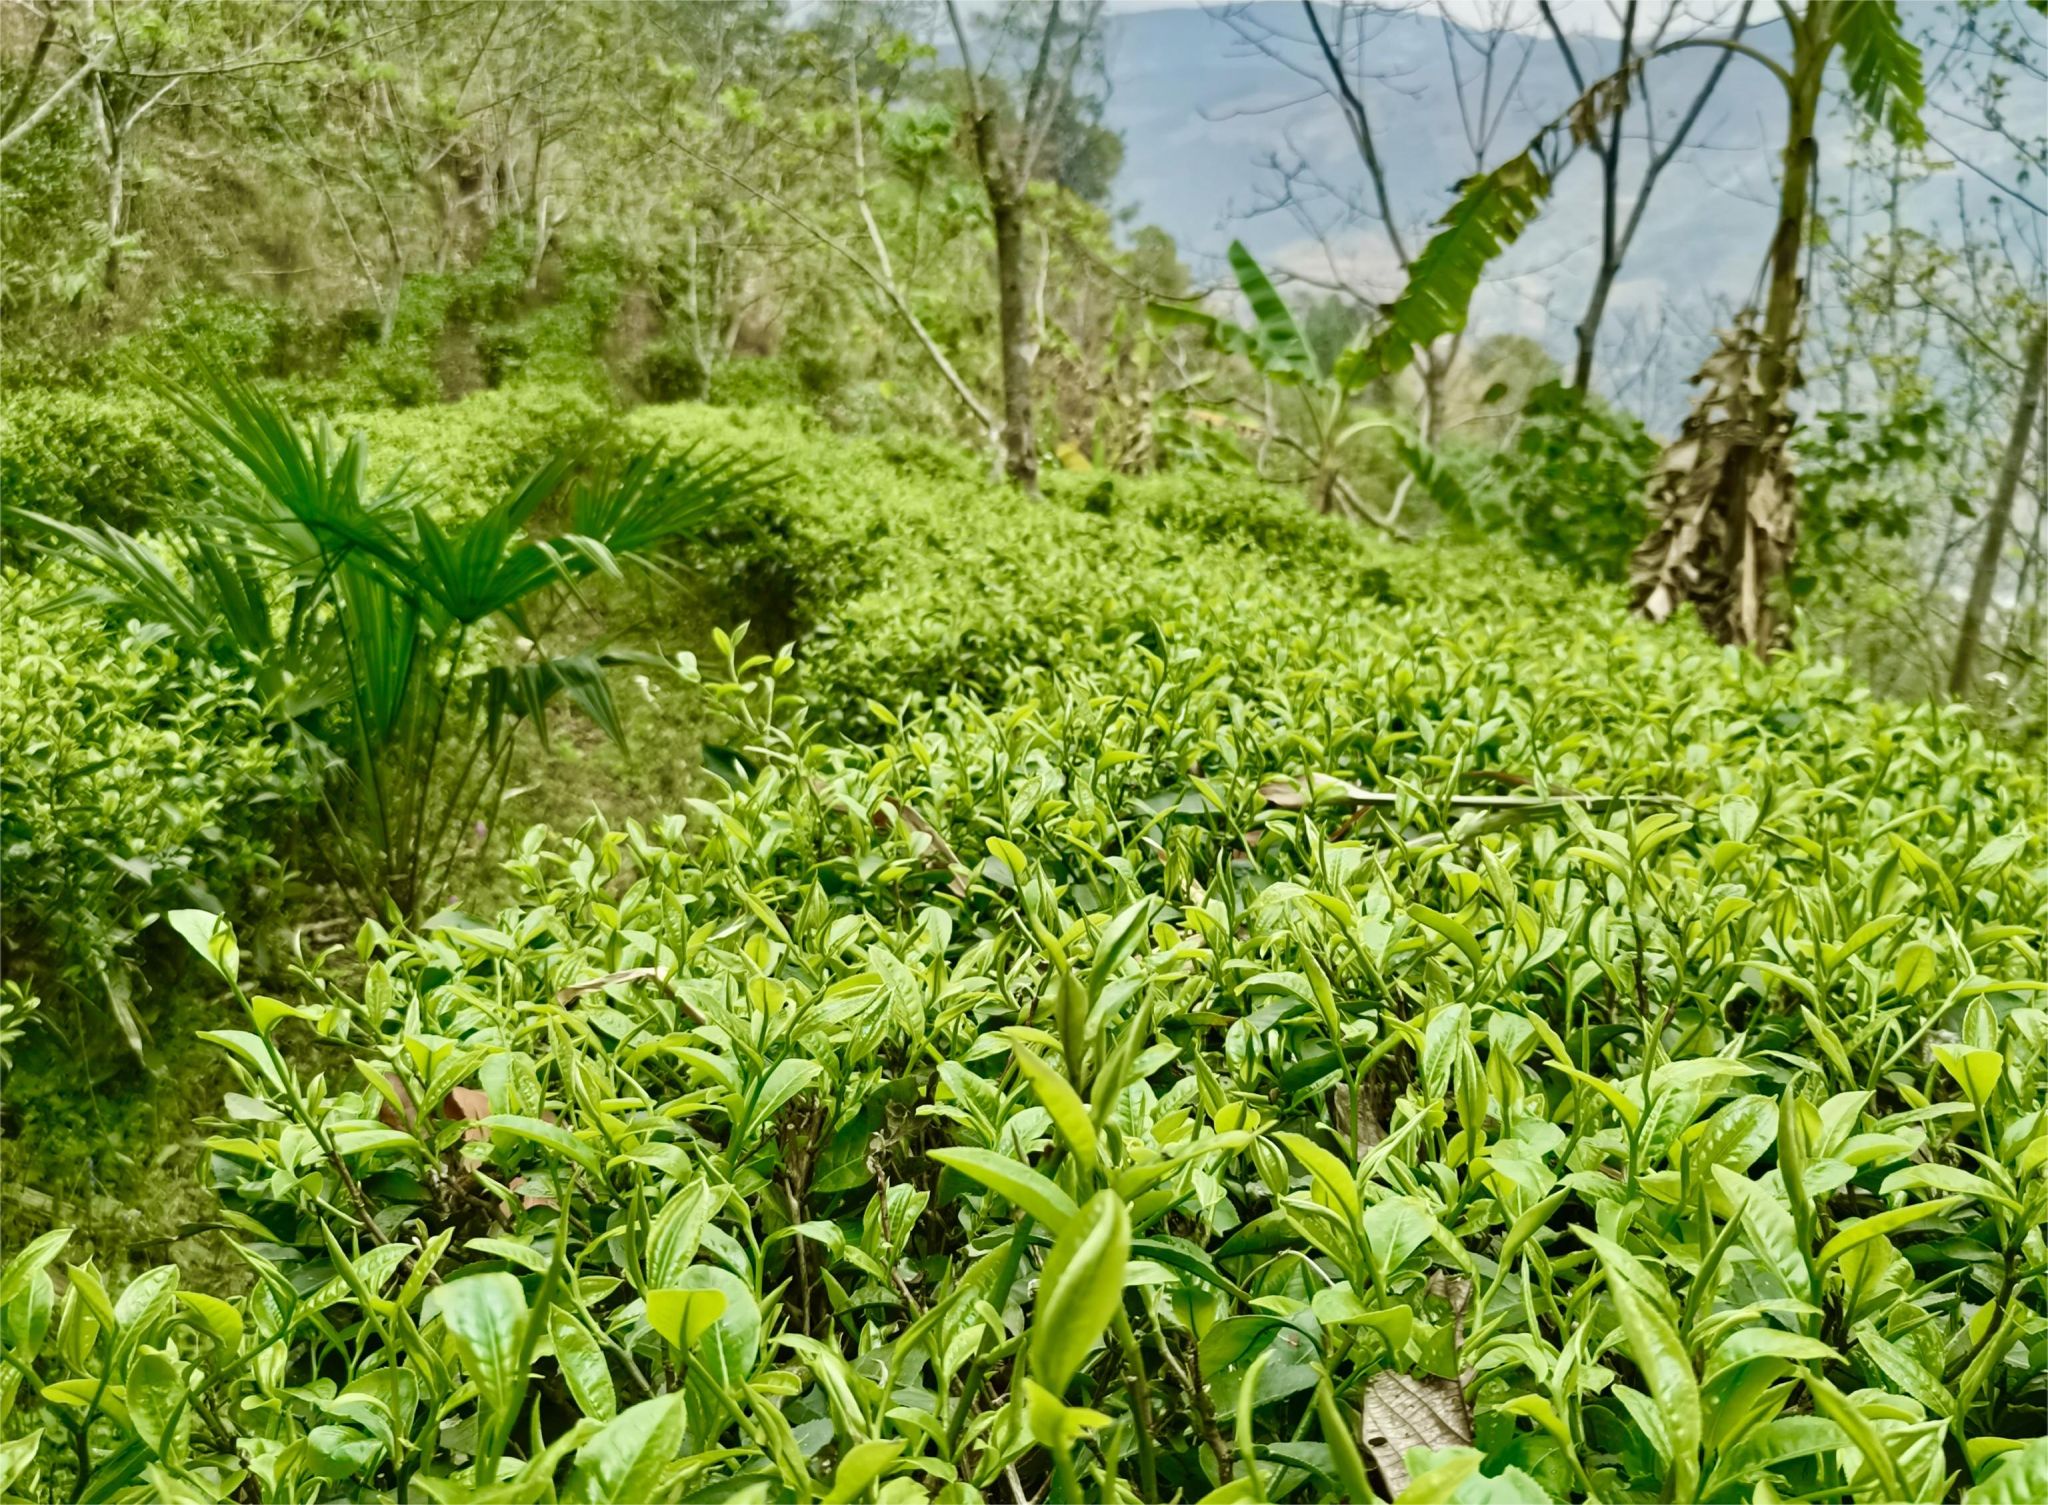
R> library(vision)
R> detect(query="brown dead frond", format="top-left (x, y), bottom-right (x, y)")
top-left (1630, 313), bottom-right (1800, 654)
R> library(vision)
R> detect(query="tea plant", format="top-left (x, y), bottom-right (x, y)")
top-left (5, 492), bottom-right (2041, 1501)
top-left (0, 563), bottom-right (307, 1053)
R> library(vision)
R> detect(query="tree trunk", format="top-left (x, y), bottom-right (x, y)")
top-left (1572, 121), bottom-right (1625, 392)
top-left (987, 177), bottom-right (1039, 491)
top-left (1757, 57), bottom-right (1819, 406)
top-left (1416, 350), bottom-right (1444, 447)
top-left (103, 132), bottom-right (124, 292)
top-left (90, 79), bottom-right (125, 295)
top-left (958, 37), bottom-right (1039, 494)
top-left (1572, 265), bottom-right (1615, 393)
top-left (1631, 24), bottom-right (1822, 654)
top-left (1950, 316), bottom-right (2048, 696)
top-left (1712, 47), bottom-right (1819, 650)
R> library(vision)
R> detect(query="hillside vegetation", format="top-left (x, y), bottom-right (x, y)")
top-left (3, 389), bottom-right (2045, 1505)
top-left (2, 1), bottom-right (2045, 1501)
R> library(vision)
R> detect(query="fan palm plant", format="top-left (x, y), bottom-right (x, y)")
top-left (26, 376), bottom-right (775, 918)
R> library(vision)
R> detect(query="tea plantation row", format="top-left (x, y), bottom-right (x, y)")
top-left (2, 396), bottom-right (2044, 1503)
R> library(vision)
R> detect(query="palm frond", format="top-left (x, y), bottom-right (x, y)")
top-left (1147, 244), bottom-right (1319, 384)
top-left (1392, 435), bottom-right (1473, 519)
top-left (1337, 151), bottom-right (1551, 389)
top-left (571, 444), bottom-right (778, 558)
top-left (408, 451), bottom-right (585, 623)
top-left (167, 371), bottom-right (421, 592)
top-left (13, 512), bottom-right (221, 644)
top-left (1146, 300), bottom-right (1251, 361)
top-left (33, 375), bottom-right (777, 919)
top-left (333, 560), bottom-right (422, 748)
top-left (1835, 1), bottom-right (1925, 146)
top-left (475, 648), bottom-right (671, 750)
top-left (187, 532), bottom-right (270, 636)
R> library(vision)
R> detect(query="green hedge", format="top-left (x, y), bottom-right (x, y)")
top-left (0, 382), bottom-right (613, 552)
top-left (0, 566), bottom-right (310, 1048)
top-left (0, 388), bottom-right (197, 547)
top-left (8, 427), bottom-right (2043, 1501)
top-left (349, 383), bottom-right (611, 516)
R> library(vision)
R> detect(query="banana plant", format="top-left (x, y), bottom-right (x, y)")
top-left (1153, 242), bottom-right (1410, 526)
top-left (1632, 0), bottom-right (1928, 651)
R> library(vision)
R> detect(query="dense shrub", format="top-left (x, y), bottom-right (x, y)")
top-left (706, 354), bottom-right (830, 409)
top-left (618, 404), bottom-right (1390, 719)
top-left (0, 567), bottom-right (308, 1051)
top-left (1436, 383), bottom-right (1657, 582)
top-left (350, 383), bottom-right (612, 517)
top-left (2, 382), bottom-right (614, 551)
top-left (0, 388), bottom-right (197, 548)
top-left (633, 338), bottom-right (710, 404)
top-left (104, 292), bottom-right (306, 382)
top-left (322, 277), bottom-right (459, 408)
top-left (7, 432), bottom-right (2044, 1503)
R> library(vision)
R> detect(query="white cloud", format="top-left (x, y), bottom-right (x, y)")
top-left (1266, 225), bottom-right (1408, 301)
top-left (1416, 0), bottom-right (1743, 41)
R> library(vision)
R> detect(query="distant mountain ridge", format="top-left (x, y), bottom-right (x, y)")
top-left (1095, 3), bottom-right (2016, 420)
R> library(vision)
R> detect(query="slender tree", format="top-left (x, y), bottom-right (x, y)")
top-left (945, 0), bottom-right (1104, 491)
top-left (1536, 0), bottom-right (1751, 393)
top-left (1221, 1), bottom-right (1539, 449)
top-left (1951, 315), bottom-right (2048, 695)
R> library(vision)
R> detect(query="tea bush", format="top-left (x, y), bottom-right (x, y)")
top-left (349, 385), bottom-right (613, 519)
top-left (0, 566), bottom-right (310, 1053)
top-left (0, 384), bottom-right (612, 556)
top-left (620, 402), bottom-right (1383, 704)
top-left (0, 389), bottom-right (197, 548)
top-left (6, 432), bottom-right (2044, 1503)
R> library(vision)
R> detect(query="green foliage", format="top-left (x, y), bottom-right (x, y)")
top-left (1835, 0), bottom-right (1928, 146)
top-left (0, 983), bottom-right (37, 1072)
top-left (1152, 240), bottom-right (1320, 384)
top-left (463, 237), bottom-right (626, 396)
top-left (0, 566), bottom-right (307, 1052)
top-left (27, 380), bottom-right (774, 921)
top-left (0, 383), bottom-right (611, 584)
top-left (104, 293), bottom-right (307, 383)
top-left (0, 390), bottom-right (196, 551)
top-left (1338, 153), bottom-right (1552, 390)
top-left (1151, 244), bottom-right (1406, 519)
top-left (638, 401), bottom-right (1390, 720)
top-left (349, 385), bottom-right (612, 520)
top-left (1796, 395), bottom-right (1949, 588)
top-left (707, 355), bottom-right (826, 410)
top-left (1435, 382), bottom-right (1657, 581)
top-left (0, 91), bottom-right (99, 330)
top-left (7, 423), bottom-right (2043, 1502)
top-left (1223, 240), bottom-right (1321, 382)
top-left (632, 340), bottom-right (710, 405)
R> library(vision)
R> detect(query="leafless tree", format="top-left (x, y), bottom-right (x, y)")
top-left (1952, 316), bottom-right (2046, 693)
top-left (1217, 1), bottom-right (1540, 447)
top-left (1536, 0), bottom-right (1751, 392)
top-left (946, 0), bottom-right (1104, 491)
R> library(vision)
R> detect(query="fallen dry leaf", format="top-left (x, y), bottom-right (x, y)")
top-left (1357, 1273), bottom-right (1477, 1496)
top-left (1357, 1369), bottom-right (1473, 1498)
